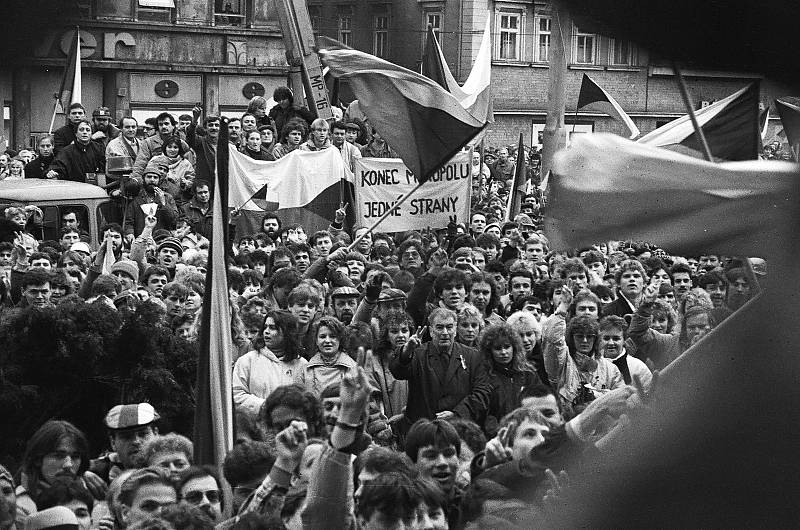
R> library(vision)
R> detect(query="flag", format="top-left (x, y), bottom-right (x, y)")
top-left (228, 146), bottom-right (353, 235)
top-left (58, 28), bottom-right (82, 112)
top-left (545, 133), bottom-right (795, 256)
top-left (421, 25), bottom-right (448, 89)
top-left (774, 98), bottom-right (800, 150)
top-left (318, 41), bottom-right (487, 184)
top-left (506, 133), bottom-right (527, 220)
top-left (100, 236), bottom-right (115, 274)
top-left (577, 74), bottom-right (640, 139)
top-left (637, 82), bottom-right (760, 161)
top-left (193, 118), bottom-right (233, 469)
top-left (759, 107), bottom-right (770, 141)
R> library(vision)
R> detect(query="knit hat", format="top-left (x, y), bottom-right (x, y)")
top-left (110, 259), bottom-right (140, 282)
top-left (157, 237), bottom-right (183, 256)
top-left (26, 506), bottom-right (79, 529)
top-left (105, 402), bottom-right (160, 430)
top-left (143, 159), bottom-right (163, 176)
top-left (484, 223), bottom-right (501, 234)
top-left (331, 286), bottom-right (360, 299)
top-left (152, 229), bottom-right (171, 243)
top-left (377, 288), bottom-right (407, 303)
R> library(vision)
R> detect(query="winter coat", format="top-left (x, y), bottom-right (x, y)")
top-left (232, 348), bottom-right (308, 417)
top-left (24, 155), bottom-right (55, 179)
top-left (366, 351), bottom-right (409, 419)
top-left (48, 140), bottom-right (105, 182)
top-left (130, 133), bottom-right (191, 182)
top-left (186, 123), bottom-right (217, 187)
top-left (124, 188), bottom-right (179, 236)
top-left (304, 351), bottom-right (358, 397)
top-left (181, 198), bottom-right (213, 240)
top-left (149, 154), bottom-right (195, 202)
top-left (390, 341), bottom-right (491, 423)
top-left (485, 365), bottom-right (541, 437)
top-left (53, 122), bottom-right (78, 153)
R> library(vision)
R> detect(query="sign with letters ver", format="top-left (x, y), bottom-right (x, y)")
top-left (354, 153), bottom-right (471, 232)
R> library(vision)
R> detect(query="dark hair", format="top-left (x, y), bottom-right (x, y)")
top-left (447, 418), bottom-right (486, 454)
top-left (159, 502), bottom-right (215, 529)
top-left (29, 252), bottom-right (53, 265)
top-left (204, 115), bottom-right (221, 126)
top-left (272, 86), bottom-right (293, 104)
top-left (519, 382), bottom-right (557, 401)
top-left (19, 420), bottom-right (90, 501)
top-left (92, 274), bottom-right (123, 298)
top-left (253, 310), bottom-right (303, 362)
top-left (259, 384), bottom-right (324, 437)
top-left (356, 472), bottom-right (421, 523)
top-left (261, 212), bottom-right (282, 230)
top-left (671, 262), bottom-right (693, 278)
top-left (331, 120), bottom-right (348, 133)
top-left (155, 112), bottom-right (177, 126)
top-left (508, 267), bottom-right (535, 284)
top-left (582, 249), bottom-right (606, 266)
top-left (144, 117), bottom-right (158, 128)
top-left (223, 441), bottom-right (275, 487)
top-left (559, 257), bottom-right (589, 279)
top-left (267, 267), bottom-right (301, 290)
top-left (697, 270), bottom-right (728, 289)
top-left (315, 315), bottom-right (346, 342)
top-left (192, 179), bottom-right (210, 194)
top-left (598, 314), bottom-right (627, 334)
top-left (404, 418), bottom-right (461, 462)
top-left (68, 102), bottom-right (85, 112)
top-left (476, 232), bottom-right (501, 250)
top-left (163, 135), bottom-right (186, 156)
top-left (279, 119), bottom-right (307, 144)
top-left (177, 465), bottom-right (223, 510)
top-left (433, 268), bottom-right (470, 298)
top-left (100, 222), bottom-right (124, 237)
top-left (21, 268), bottom-right (51, 289)
top-left (565, 315), bottom-right (600, 357)
top-left (37, 476), bottom-right (94, 512)
top-left (354, 446), bottom-right (413, 483)
top-left (142, 265), bottom-right (170, 284)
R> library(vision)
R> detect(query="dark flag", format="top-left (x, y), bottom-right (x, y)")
top-left (421, 25), bottom-right (448, 89)
top-left (193, 118), bottom-right (234, 468)
top-left (638, 82), bottom-right (760, 161)
top-left (57, 28), bottom-right (82, 112)
top-left (506, 133), bottom-right (527, 220)
top-left (576, 74), bottom-right (640, 139)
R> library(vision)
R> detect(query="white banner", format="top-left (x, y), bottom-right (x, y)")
top-left (354, 153), bottom-right (471, 232)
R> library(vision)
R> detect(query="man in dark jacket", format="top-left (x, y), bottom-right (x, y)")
top-left (181, 179), bottom-right (212, 240)
top-left (53, 102), bottom-right (86, 153)
top-left (124, 160), bottom-right (178, 237)
top-left (24, 134), bottom-right (56, 179)
top-left (268, 86), bottom-right (313, 138)
top-left (186, 111), bottom-right (221, 188)
top-left (390, 307), bottom-right (491, 426)
top-left (48, 119), bottom-right (105, 182)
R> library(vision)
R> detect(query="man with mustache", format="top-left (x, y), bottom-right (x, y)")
top-left (89, 403), bottom-right (160, 483)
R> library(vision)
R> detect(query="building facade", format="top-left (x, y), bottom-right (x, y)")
top-left (1, 0), bottom-right (289, 150)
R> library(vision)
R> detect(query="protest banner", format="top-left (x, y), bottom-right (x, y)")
top-left (354, 152), bottom-right (471, 232)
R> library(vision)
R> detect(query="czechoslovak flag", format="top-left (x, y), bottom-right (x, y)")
top-left (577, 74), bottom-right (639, 139)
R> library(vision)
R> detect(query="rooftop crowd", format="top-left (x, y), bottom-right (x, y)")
top-left (0, 86), bottom-right (765, 529)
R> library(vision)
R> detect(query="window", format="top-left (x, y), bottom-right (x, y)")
top-left (610, 39), bottom-right (636, 66)
top-left (308, 5), bottom-right (321, 33)
top-left (426, 12), bottom-right (443, 42)
top-left (497, 12), bottom-right (522, 61)
top-left (374, 16), bottom-right (389, 58)
top-left (137, 0), bottom-right (174, 22)
top-left (338, 8), bottom-right (353, 47)
top-left (573, 26), bottom-right (596, 64)
top-left (534, 15), bottom-right (551, 62)
top-left (214, 0), bottom-right (245, 26)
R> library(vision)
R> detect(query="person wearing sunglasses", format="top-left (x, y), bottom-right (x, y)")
top-left (178, 465), bottom-right (223, 523)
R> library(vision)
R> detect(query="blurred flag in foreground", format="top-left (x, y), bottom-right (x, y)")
top-left (545, 133), bottom-right (795, 255)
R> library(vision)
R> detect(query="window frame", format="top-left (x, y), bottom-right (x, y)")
top-left (338, 9), bottom-right (353, 47)
top-left (572, 25), bottom-right (596, 65)
top-left (213, 0), bottom-right (246, 27)
top-left (609, 38), bottom-right (637, 66)
top-left (533, 13), bottom-right (551, 63)
top-left (373, 15), bottom-right (389, 58)
top-left (135, 0), bottom-right (174, 23)
top-left (494, 9), bottom-right (525, 62)
top-left (425, 11), bottom-right (444, 43)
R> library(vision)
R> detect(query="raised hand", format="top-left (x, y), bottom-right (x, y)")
top-left (274, 420), bottom-right (309, 471)
top-left (338, 365), bottom-right (371, 425)
top-left (335, 202), bottom-right (348, 224)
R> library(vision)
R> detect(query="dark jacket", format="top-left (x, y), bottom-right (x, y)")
top-left (24, 155), bottom-right (55, 179)
top-left (242, 146), bottom-right (275, 161)
top-left (390, 341), bottom-right (491, 423)
top-left (53, 123), bottom-right (78, 153)
top-left (181, 198), bottom-right (213, 240)
top-left (186, 123), bottom-right (216, 187)
top-left (268, 105), bottom-right (314, 138)
top-left (48, 141), bottom-right (105, 182)
top-left (485, 365), bottom-right (541, 437)
top-left (601, 292), bottom-right (636, 318)
top-left (124, 189), bottom-right (179, 236)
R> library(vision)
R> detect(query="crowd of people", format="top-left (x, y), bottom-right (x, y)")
top-left (0, 86), bottom-right (765, 529)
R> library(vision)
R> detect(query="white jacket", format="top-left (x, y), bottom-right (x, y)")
top-left (232, 348), bottom-right (307, 417)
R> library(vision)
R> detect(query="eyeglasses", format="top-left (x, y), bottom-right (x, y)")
top-left (183, 489), bottom-right (221, 505)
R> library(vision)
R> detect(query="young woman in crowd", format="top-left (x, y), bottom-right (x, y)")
top-left (304, 316), bottom-right (357, 397)
top-left (149, 135), bottom-right (194, 204)
top-left (367, 311), bottom-right (412, 421)
top-left (479, 323), bottom-right (542, 436)
top-left (233, 309), bottom-right (309, 418)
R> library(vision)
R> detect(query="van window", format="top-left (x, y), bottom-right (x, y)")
top-left (97, 201), bottom-right (123, 233)
top-left (58, 205), bottom-right (90, 239)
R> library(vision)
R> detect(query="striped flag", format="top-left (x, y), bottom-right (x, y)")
top-left (545, 133), bottom-right (796, 256)
top-left (638, 82), bottom-right (760, 161)
top-left (58, 28), bottom-right (82, 112)
top-left (193, 118), bottom-right (234, 469)
top-left (421, 25), bottom-right (448, 89)
top-left (774, 98), bottom-right (800, 151)
top-left (101, 236), bottom-right (115, 274)
top-left (318, 40), bottom-right (487, 183)
top-left (577, 74), bottom-right (639, 139)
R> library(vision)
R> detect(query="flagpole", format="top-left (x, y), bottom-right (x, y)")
top-left (347, 180), bottom-right (424, 251)
top-left (673, 62), bottom-right (714, 162)
top-left (48, 97), bottom-right (60, 134)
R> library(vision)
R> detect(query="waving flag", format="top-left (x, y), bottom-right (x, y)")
top-left (545, 133), bottom-right (795, 255)
top-left (228, 146), bottom-right (352, 234)
top-left (638, 82), bottom-right (760, 160)
top-left (421, 25), bottom-right (448, 89)
top-left (775, 98), bottom-right (800, 151)
top-left (58, 28), bottom-right (82, 112)
top-left (318, 40), bottom-right (487, 184)
top-left (577, 74), bottom-right (639, 139)
top-left (194, 119), bottom-right (233, 471)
